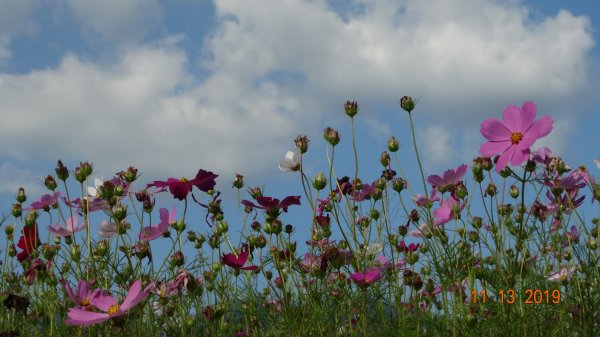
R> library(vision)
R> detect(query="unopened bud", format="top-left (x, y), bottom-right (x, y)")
top-left (312, 172), bottom-right (327, 191)
top-left (16, 187), bottom-right (26, 203)
top-left (232, 174), bottom-right (244, 189)
top-left (399, 96), bottom-right (415, 113)
top-left (510, 185), bottom-right (519, 199)
top-left (323, 127), bottom-right (340, 146)
top-left (294, 134), bottom-right (310, 154)
top-left (44, 176), bottom-right (58, 191)
top-left (387, 136), bottom-right (399, 152)
top-left (55, 160), bottom-right (69, 181)
top-left (380, 151), bottom-right (391, 167)
top-left (344, 100), bottom-right (359, 118)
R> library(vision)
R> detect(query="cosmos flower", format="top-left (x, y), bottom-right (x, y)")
top-left (47, 215), bottom-right (86, 237)
top-left (17, 225), bottom-right (40, 262)
top-left (479, 101), bottom-right (553, 172)
top-left (433, 198), bottom-right (465, 226)
top-left (222, 249), bottom-right (258, 271)
top-left (241, 195), bottom-right (301, 214)
top-left (278, 147), bottom-right (301, 172)
top-left (25, 192), bottom-right (61, 211)
top-left (426, 164), bottom-right (468, 192)
top-left (350, 268), bottom-right (382, 287)
top-left (65, 280), bottom-right (154, 327)
top-left (147, 169), bottom-right (218, 200)
top-left (595, 159), bottom-right (600, 169)
top-left (98, 220), bottom-right (119, 238)
top-left (547, 266), bottom-right (576, 282)
top-left (139, 207), bottom-right (176, 241)
top-left (61, 279), bottom-right (104, 308)
top-left (412, 189), bottom-right (439, 208)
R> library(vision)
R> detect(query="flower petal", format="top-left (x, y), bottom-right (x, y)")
top-left (66, 308), bottom-right (110, 327)
top-left (92, 295), bottom-right (118, 312)
top-left (480, 119), bottom-right (512, 141)
top-left (479, 140), bottom-right (511, 157)
top-left (502, 105), bottom-right (524, 131)
top-left (524, 115), bottom-right (553, 139)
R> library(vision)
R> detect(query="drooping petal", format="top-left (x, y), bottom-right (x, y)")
top-left (510, 145), bottom-right (531, 166)
top-left (65, 308), bottom-right (110, 327)
top-left (495, 145), bottom-right (516, 172)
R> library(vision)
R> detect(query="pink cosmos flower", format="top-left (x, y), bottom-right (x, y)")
top-left (222, 249), bottom-right (258, 271)
top-left (65, 280), bottom-right (154, 327)
top-left (532, 147), bottom-right (553, 166)
top-left (147, 169), bottom-right (218, 200)
top-left (433, 198), bottom-right (465, 226)
top-left (408, 223), bottom-right (432, 238)
top-left (426, 164), bottom-right (468, 192)
top-left (350, 267), bottom-right (382, 287)
top-left (241, 195), bottom-right (301, 214)
top-left (546, 266), bottom-right (576, 282)
top-left (412, 189), bottom-right (439, 208)
top-left (98, 220), bottom-right (119, 238)
top-left (479, 101), bottom-right (553, 172)
top-left (376, 256), bottom-right (406, 271)
top-left (47, 216), bottom-right (85, 237)
top-left (300, 253), bottom-right (322, 274)
top-left (62, 279), bottom-right (104, 308)
top-left (139, 207), bottom-right (176, 241)
top-left (25, 192), bottom-right (60, 211)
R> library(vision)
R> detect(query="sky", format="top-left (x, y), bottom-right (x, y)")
top-left (1, 0), bottom-right (599, 252)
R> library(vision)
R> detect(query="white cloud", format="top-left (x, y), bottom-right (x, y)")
top-left (533, 118), bottom-right (575, 158)
top-left (66, 0), bottom-right (162, 43)
top-left (364, 117), bottom-right (391, 140)
top-left (419, 125), bottom-right (453, 167)
top-left (0, 0), bottom-right (597, 197)
top-left (0, 162), bottom-right (45, 196)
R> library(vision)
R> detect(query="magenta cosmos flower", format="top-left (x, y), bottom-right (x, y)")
top-left (222, 249), bottom-right (258, 271)
top-left (25, 192), bottom-right (60, 211)
top-left (241, 195), bottom-right (301, 214)
top-left (17, 224), bottom-right (40, 262)
top-left (65, 280), bottom-right (154, 327)
top-left (147, 169), bottom-right (218, 200)
top-left (350, 267), bottom-right (382, 287)
top-left (427, 164), bottom-right (468, 192)
top-left (47, 215), bottom-right (85, 237)
top-left (139, 207), bottom-right (176, 241)
top-left (62, 279), bottom-right (105, 308)
top-left (479, 101), bottom-right (553, 172)
top-left (433, 198), bottom-right (465, 226)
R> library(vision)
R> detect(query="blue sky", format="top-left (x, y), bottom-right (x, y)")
top-left (1, 0), bottom-right (599, 255)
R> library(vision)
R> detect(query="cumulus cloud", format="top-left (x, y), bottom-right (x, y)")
top-left (419, 125), bottom-right (453, 167)
top-left (66, 0), bottom-right (162, 43)
top-left (0, 0), bottom-right (597, 196)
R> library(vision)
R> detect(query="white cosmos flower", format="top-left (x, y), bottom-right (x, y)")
top-left (87, 177), bottom-right (104, 198)
top-left (365, 242), bottom-right (383, 256)
top-left (278, 147), bottom-right (301, 172)
top-left (594, 159), bottom-right (600, 170)
top-left (98, 220), bottom-right (117, 238)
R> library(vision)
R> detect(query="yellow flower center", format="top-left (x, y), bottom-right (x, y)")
top-left (80, 298), bottom-right (90, 306)
top-left (108, 304), bottom-right (121, 316)
top-left (510, 132), bottom-right (523, 144)
top-left (179, 177), bottom-right (188, 183)
top-left (365, 278), bottom-right (370, 283)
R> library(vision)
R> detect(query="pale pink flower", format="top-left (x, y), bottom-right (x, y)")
top-left (48, 216), bottom-right (85, 237)
top-left (426, 164), bottom-right (468, 192)
top-left (547, 266), bottom-right (576, 282)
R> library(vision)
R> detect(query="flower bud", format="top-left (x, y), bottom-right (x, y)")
top-left (455, 182), bottom-right (467, 199)
top-left (387, 136), bottom-right (399, 152)
top-left (344, 100), bottom-right (359, 118)
top-left (11, 204), bottom-right (22, 218)
top-left (472, 216), bottom-right (482, 229)
top-left (248, 187), bottom-right (262, 199)
top-left (8, 243), bottom-right (17, 257)
top-left (216, 221), bottom-right (229, 234)
top-left (170, 251), bottom-right (185, 268)
top-left (399, 96), bottom-right (415, 113)
top-left (372, 188), bottom-right (383, 201)
top-left (509, 185), bottom-right (519, 199)
top-left (370, 209), bottom-right (380, 221)
top-left (284, 224), bottom-right (294, 234)
top-left (391, 178), bottom-right (406, 193)
top-left (409, 209), bottom-right (420, 223)
top-left (312, 172), bottom-right (327, 191)
top-left (485, 183), bottom-right (497, 197)
top-left (44, 175), bottom-right (58, 191)
top-left (120, 166), bottom-right (138, 183)
top-left (187, 230), bottom-right (197, 242)
top-left (323, 127), bottom-right (340, 146)
top-left (380, 151), bottom-right (391, 167)
top-left (294, 134), bottom-right (310, 154)
top-left (55, 160), bottom-right (69, 181)
top-left (16, 187), bottom-right (26, 203)
top-left (468, 231), bottom-right (479, 243)
top-left (25, 211), bottom-right (38, 227)
top-left (112, 204), bottom-right (128, 222)
top-left (70, 244), bottom-right (81, 262)
top-left (588, 239), bottom-right (597, 250)
top-left (232, 174), bottom-right (244, 189)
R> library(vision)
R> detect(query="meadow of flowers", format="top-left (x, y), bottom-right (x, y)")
top-left (1, 98), bottom-right (599, 336)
